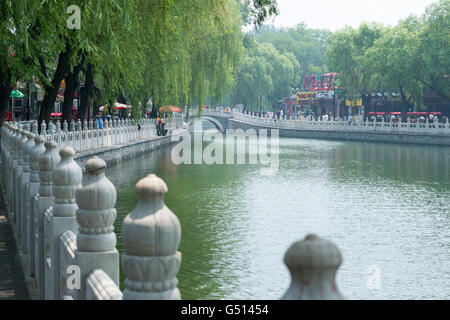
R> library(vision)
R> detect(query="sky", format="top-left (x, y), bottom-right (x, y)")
top-left (266, 0), bottom-right (437, 31)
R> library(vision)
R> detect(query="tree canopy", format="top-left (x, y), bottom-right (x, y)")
top-left (0, 0), bottom-right (278, 124)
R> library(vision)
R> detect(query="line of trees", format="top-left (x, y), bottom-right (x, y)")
top-left (0, 0), bottom-right (278, 127)
top-left (233, 24), bottom-right (330, 110)
top-left (327, 0), bottom-right (449, 120)
top-left (231, 0), bottom-right (448, 115)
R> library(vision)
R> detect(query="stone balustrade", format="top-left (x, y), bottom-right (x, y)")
top-left (4, 115), bottom-right (183, 155)
top-left (201, 109), bottom-right (450, 136)
top-left (1, 120), bottom-right (346, 300)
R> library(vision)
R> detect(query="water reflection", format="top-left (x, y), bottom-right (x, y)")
top-left (106, 129), bottom-right (450, 300)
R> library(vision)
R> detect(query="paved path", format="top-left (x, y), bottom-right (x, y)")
top-left (0, 192), bottom-right (29, 300)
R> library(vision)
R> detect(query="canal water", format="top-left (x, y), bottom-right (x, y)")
top-left (106, 125), bottom-right (450, 300)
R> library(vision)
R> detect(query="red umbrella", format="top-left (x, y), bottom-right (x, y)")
top-left (169, 106), bottom-right (182, 113)
top-left (159, 105), bottom-right (182, 113)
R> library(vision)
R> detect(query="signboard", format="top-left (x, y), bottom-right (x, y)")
top-left (345, 99), bottom-right (362, 107)
top-left (297, 92), bottom-right (317, 101)
top-left (316, 91), bottom-right (334, 99)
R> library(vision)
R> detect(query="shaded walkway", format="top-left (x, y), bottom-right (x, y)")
top-left (0, 192), bottom-right (29, 300)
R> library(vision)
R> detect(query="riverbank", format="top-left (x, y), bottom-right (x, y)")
top-left (74, 128), bottom-right (186, 170)
top-left (228, 118), bottom-right (450, 146)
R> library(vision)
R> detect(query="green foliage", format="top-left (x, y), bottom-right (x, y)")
top-left (233, 23), bottom-right (328, 110)
top-left (327, 0), bottom-right (449, 111)
top-left (241, 0), bottom-right (279, 29)
top-left (234, 41), bottom-right (300, 110)
top-left (327, 23), bottom-right (384, 99)
top-left (255, 23), bottom-right (331, 81)
top-left (0, 0), bottom-right (277, 120)
top-left (415, 0), bottom-right (450, 101)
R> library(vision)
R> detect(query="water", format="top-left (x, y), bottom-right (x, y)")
top-left (106, 127), bottom-right (450, 300)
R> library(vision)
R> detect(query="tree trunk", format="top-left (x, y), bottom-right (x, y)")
top-left (79, 63), bottom-right (94, 122)
top-left (0, 60), bottom-right (13, 121)
top-left (0, 84), bottom-right (12, 121)
top-left (62, 60), bottom-right (83, 123)
top-left (362, 94), bottom-right (371, 121)
top-left (38, 47), bottom-right (71, 130)
top-left (398, 85), bottom-right (412, 121)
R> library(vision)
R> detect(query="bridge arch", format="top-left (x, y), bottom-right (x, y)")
top-left (186, 116), bottom-right (225, 133)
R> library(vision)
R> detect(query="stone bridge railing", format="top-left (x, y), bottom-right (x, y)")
top-left (1, 120), bottom-right (346, 300)
top-left (231, 111), bottom-right (450, 135)
top-left (5, 115), bottom-right (183, 154)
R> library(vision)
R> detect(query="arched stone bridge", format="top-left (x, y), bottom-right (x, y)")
top-left (185, 110), bottom-right (232, 133)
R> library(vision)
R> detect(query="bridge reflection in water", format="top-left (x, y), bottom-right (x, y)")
top-left (107, 126), bottom-right (450, 300)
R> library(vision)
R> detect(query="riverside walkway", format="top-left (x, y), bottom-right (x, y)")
top-left (0, 191), bottom-right (29, 300)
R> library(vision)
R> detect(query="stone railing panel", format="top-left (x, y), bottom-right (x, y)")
top-left (60, 230), bottom-right (77, 300)
top-left (85, 269), bottom-right (123, 300)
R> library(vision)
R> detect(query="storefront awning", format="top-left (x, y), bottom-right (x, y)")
top-left (10, 90), bottom-right (25, 98)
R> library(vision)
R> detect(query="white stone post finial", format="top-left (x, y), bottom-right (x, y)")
top-left (63, 120), bottom-right (68, 132)
top-left (53, 147), bottom-right (82, 218)
top-left (32, 122), bottom-right (39, 135)
top-left (83, 120), bottom-right (88, 131)
top-left (74, 156), bottom-right (119, 299)
top-left (31, 136), bottom-right (46, 183)
top-left (56, 121), bottom-right (61, 133)
top-left (70, 120), bottom-right (75, 132)
top-left (281, 234), bottom-right (344, 300)
top-left (40, 121), bottom-right (47, 136)
top-left (39, 141), bottom-right (61, 198)
top-left (75, 156), bottom-right (117, 252)
top-left (122, 174), bottom-right (182, 300)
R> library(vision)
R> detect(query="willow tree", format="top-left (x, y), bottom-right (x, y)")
top-left (128, 0), bottom-right (244, 117)
top-left (366, 20), bottom-right (424, 115)
top-left (188, 0), bottom-right (243, 112)
top-left (11, 0), bottom-right (135, 126)
top-left (327, 23), bottom-right (385, 120)
top-left (0, 0), bottom-right (43, 117)
top-left (233, 42), bottom-right (300, 110)
top-left (415, 0), bottom-right (450, 103)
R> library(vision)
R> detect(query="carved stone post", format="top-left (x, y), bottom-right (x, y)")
top-left (44, 147), bottom-right (81, 300)
top-left (281, 234), bottom-right (344, 300)
top-left (122, 174), bottom-right (182, 300)
top-left (12, 126), bottom-right (23, 223)
top-left (28, 135), bottom-right (46, 277)
top-left (40, 121), bottom-right (47, 140)
top-left (74, 156), bottom-right (119, 300)
top-left (16, 124), bottom-right (30, 238)
top-left (5, 126), bottom-right (16, 216)
top-left (82, 120), bottom-right (88, 151)
top-left (21, 131), bottom-right (36, 253)
top-left (36, 140), bottom-right (60, 299)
